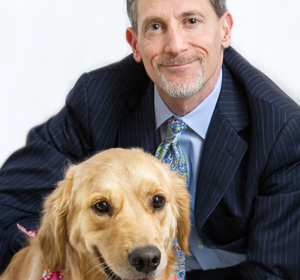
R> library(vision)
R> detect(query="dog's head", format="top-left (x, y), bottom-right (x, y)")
top-left (38, 148), bottom-right (190, 279)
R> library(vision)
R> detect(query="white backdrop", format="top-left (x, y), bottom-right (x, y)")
top-left (1, 0), bottom-right (300, 165)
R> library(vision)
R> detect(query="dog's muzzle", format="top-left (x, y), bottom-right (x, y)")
top-left (97, 246), bottom-right (161, 280)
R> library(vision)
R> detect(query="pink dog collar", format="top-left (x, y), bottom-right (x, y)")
top-left (41, 269), bottom-right (63, 280)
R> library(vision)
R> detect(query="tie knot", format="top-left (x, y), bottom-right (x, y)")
top-left (165, 117), bottom-right (187, 143)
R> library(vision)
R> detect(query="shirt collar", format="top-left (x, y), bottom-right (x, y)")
top-left (154, 69), bottom-right (222, 140)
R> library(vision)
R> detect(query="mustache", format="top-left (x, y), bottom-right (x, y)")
top-left (154, 54), bottom-right (203, 67)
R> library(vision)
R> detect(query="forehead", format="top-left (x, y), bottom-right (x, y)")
top-left (136, 0), bottom-right (215, 22)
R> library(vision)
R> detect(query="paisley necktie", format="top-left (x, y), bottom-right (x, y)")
top-left (155, 116), bottom-right (188, 280)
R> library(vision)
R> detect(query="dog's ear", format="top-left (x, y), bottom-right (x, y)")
top-left (37, 165), bottom-right (75, 271)
top-left (173, 178), bottom-right (191, 255)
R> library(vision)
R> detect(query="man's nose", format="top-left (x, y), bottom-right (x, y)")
top-left (164, 27), bottom-right (188, 56)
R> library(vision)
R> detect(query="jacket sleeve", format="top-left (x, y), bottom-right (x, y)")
top-left (0, 73), bottom-right (92, 272)
top-left (241, 114), bottom-right (300, 279)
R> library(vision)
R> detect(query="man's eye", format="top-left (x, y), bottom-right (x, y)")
top-left (149, 23), bottom-right (161, 31)
top-left (187, 18), bottom-right (198, 25)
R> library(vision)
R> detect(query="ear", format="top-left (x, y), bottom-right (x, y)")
top-left (37, 165), bottom-right (75, 271)
top-left (173, 178), bottom-right (191, 255)
top-left (126, 27), bottom-right (142, 63)
top-left (220, 12), bottom-right (233, 49)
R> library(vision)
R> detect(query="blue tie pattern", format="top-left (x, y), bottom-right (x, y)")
top-left (155, 116), bottom-right (187, 280)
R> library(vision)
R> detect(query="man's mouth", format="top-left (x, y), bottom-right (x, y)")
top-left (165, 60), bottom-right (197, 69)
top-left (155, 54), bottom-right (203, 69)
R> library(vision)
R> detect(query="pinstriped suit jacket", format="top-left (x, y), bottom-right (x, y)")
top-left (1, 47), bottom-right (300, 279)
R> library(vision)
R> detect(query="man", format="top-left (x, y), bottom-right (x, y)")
top-left (0, 0), bottom-right (299, 279)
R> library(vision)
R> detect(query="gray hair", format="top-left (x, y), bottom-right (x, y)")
top-left (127, 0), bottom-right (227, 32)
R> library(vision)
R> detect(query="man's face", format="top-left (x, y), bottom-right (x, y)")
top-left (126, 0), bottom-right (232, 100)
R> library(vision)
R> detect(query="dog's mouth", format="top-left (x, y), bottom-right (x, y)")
top-left (97, 250), bottom-right (121, 280)
top-left (96, 249), bottom-right (156, 280)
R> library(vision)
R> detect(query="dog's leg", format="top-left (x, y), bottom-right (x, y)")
top-left (0, 240), bottom-right (44, 280)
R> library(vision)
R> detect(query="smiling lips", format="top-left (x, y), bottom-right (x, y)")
top-left (166, 59), bottom-right (197, 69)
top-left (156, 55), bottom-right (202, 71)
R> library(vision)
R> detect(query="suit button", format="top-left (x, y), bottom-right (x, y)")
top-left (198, 244), bottom-right (204, 250)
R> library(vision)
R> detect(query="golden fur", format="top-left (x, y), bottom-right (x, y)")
top-left (0, 148), bottom-right (190, 280)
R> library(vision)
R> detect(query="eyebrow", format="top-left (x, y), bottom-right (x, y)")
top-left (142, 16), bottom-right (163, 26)
top-left (180, 10), bottom-right (207, 21)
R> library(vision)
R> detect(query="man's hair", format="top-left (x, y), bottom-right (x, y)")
top-left (127, 0), bottom-right (227, 32)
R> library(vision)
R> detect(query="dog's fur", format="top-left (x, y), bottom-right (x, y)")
top-left (0, 148), bottom-right (190, 280)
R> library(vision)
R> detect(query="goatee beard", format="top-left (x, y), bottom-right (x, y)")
top-left (154, 54), bottom-right (205, 98)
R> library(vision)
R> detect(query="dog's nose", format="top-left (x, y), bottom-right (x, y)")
top-left (128, 246), bottom-right (161, 273)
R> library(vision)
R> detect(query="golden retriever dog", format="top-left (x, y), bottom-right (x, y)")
top-left (1, 148), bottom-right (190, 280)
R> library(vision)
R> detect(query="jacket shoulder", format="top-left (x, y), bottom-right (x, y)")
top-left (67, 54), bottom-right (150, 110)
top-left (224, 47), bottom-right (300, 118)
top-left (87, 54), bottom-right (146, 79)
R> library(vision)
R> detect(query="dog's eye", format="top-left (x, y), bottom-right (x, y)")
top-left (152, 196), bottom-right (165, 210)
top-left (93, 201), bottom-right (111, 214)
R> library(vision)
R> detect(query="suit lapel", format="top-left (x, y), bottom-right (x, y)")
top-left (117, 79), bottom-right (158, 154)
top-left (194, 63), bottom-right (250, 230)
